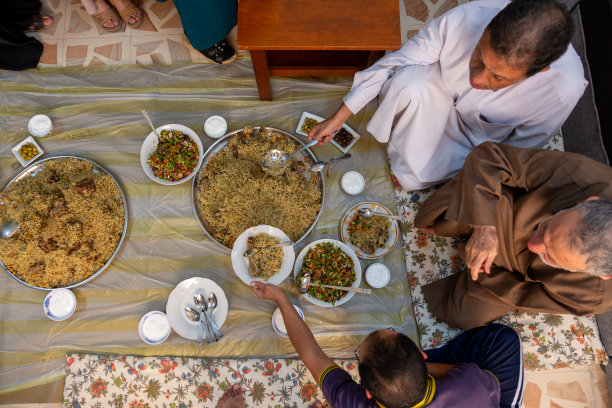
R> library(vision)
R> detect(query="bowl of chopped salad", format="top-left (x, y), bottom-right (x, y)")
top-left (293, 239), bottom-right (362, 307)
top-left (140, 124), bottom-right (204, 185)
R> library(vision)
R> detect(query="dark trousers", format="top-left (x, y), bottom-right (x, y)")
top-left (425, 323), bottom-right (524, 408)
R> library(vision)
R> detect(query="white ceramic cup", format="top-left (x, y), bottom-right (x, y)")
top-left (341, 171), bottom-right (365, 195)
top-left (28, 114), bottom-right (53, 137)
top-left (365, 263), bottom-right (391, 288)
top-left (204, 115), bottom-right (228, 138)
top-left (44, 288), bottom-right (76, 321)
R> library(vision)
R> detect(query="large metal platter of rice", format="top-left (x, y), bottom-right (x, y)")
top-left (192, 126), bottom-right (325, 249)
top-left (0, 156), bottom-right (127, 290)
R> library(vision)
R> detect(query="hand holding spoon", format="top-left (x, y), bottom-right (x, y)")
top-left (298, 272), bottom-right (371, 294)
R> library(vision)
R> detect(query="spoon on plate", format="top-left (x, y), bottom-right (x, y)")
top-left (243, 240), bottom-right (294, 257)
top-left (194, 294), bottom-right (213, 344)
top-left (184, 307), bottom-right (203, 345)
top-left (261, 140), bottom-right (318, 175)
top-left (206, 293), bottom-right (224, 340)
top-left (140, 109), bottom-right (162, 144)
top-left (298, 272), bottom-right (371, 294)
top-left (1, 221), bottom-right (20, 239)
top-left (310, 153), bottom-right (351, 173)
top-left (357, 208), bottom-right (403, 221)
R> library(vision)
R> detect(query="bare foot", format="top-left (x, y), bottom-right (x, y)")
top-left (111, 0), bottom-right (143, 25)
top-left (95, 0), bottom-right (120, 30)
top-left (217, 384), bottom-right (245, 408)
top-left (27, 15), bottom-right (53, 31)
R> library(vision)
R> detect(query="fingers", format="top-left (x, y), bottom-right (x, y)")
top-left (250, 281), bottom-right (265, 297)
top-left (483, 253), bottom-right (494, 274)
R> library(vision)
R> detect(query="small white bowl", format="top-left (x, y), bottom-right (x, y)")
top-left (44, 288), bottom-right (76, 321)
top-left (138, 311), bottom-right (171, 345)
top-left (272, 305), bottom-right (304, 338)
top-left (365, 263), bottom-right (391, 288)
top-left (140, 124), bottom-right (204, 185)
top-left (204, 115), bottom-right (228, 138)
top-left (28, 114), bottom-right (53, 137)
top-left (12, 136), bottom-right (44, 167)
top-left (341, 171), bottom-right (365, 195)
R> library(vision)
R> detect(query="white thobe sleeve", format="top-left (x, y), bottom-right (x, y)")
top-left (342, 14), bottom-right (450, 114)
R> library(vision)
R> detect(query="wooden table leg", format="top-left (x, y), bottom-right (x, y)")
top-left (250, 50), bottom-right (272, 101)
top-left (366, 50), bottom-right (386, 68)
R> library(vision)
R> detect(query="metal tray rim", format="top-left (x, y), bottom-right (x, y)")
top-left (0, 155), bottom-right (129, 291)
top-left (191, 126), bottom-right (325, 250)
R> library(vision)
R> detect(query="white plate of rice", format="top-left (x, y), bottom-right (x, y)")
top-left (231, 225), bottom-right (295, 285)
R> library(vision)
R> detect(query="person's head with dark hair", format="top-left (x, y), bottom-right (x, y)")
top-left (357, 328), bottom-right (429, 408)
top-left (469, 0), bottom-right (573, 91)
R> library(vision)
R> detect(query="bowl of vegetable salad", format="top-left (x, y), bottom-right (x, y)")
top-left (140, 124), bottom-right (204, 185)
top-left (293, 239), bottom-right (362, 307)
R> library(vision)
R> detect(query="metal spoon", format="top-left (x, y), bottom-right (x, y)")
top-left (244, 240), bottom-right (294, 257)
top-left (298, 272), bottom-right (372, 294)
top-left (357, 208), bottom-right (403, 221)
top-left (184, 307), bottom-right (203, 345)
top-left (310, 153), bottom-right (352, 173)
top-left (261, 139), bottom-right (318, 174)
top-left (206, 293), bottom-right (224, 340)
top-left (140, 109), bottom-right (162, 143)
top-left (194, 294), bottom-right (214, 344)
top-left (1, 221), bottom-right (20, 239)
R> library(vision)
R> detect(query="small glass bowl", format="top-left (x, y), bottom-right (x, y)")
top-left (272, 306), bottom-right (304, 338)
top-left (138, 311), bottom-right (171, 345)
top-left (365, 263), bottom-right (391, 288)
top-left (204, 115), bottom-right (228, 138)
top-left (44, 288), bottom-right (76, 321)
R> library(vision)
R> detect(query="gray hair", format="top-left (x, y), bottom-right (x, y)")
top-left (574, 199), bottom-right (612, 276)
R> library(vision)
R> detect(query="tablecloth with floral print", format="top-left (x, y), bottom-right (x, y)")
top-left (63, 353), bottom-right (359, 408)
top-left (392, 133), bottom-right (609, 371)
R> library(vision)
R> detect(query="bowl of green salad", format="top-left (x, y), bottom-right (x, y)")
top-left (140, 124), bottom-right (204, 185)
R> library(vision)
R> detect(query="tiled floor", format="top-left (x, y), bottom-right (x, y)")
top-left (18, 0), bottom-right (612, 407)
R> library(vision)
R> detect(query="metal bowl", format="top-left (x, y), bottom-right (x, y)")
top-left (191, 126), bottom-right (325, 250)
top-left (0, 155), bottom-right (128, 290)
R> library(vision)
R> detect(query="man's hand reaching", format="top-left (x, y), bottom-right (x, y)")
top-left (463, 225), bottom-right (499, 280)
top-left (308, 104), bottom-right (352, 144)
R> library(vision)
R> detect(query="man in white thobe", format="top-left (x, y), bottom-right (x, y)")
top-left (309, 0), bottom-right (587, 190)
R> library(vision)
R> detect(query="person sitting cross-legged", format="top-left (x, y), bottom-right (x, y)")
top-left (250, 281), bottom-right (525, 408)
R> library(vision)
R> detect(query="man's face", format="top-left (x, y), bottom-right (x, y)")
top-left (527, 209), bottom-right (589, 273)
top-left (468, 31), bottom-right (529, 91)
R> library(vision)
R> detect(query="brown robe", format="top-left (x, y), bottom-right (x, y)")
top-left (414, 142), bottom-right (612, 330)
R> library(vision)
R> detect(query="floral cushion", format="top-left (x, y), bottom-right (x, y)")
top-left (63, 354), bottom-right (359, 408)
top-left (392, 133), bottom-right (609, 370)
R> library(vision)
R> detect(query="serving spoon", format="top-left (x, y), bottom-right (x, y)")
top-left (1, 221), bottom-right (20, 239)
top-left (298, 272), bottom-right (372, 294)
top-left (310, 153), bottom-right (352, 173)
top-left (357, 208), bottom-right (403, 221)
top-left (261, 139), bottom-right (318, 174)
top-left (141, 109), bottom-right (162, 144)
top-left (194, 294), bottom-right (213, 344)
top-left (207, 292), bottom-right (224, 340)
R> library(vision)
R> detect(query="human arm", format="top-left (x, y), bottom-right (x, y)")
top-left (308, 104), bottom-right (352, 144)
top-left (462, 226), bottom-right (499, 280)
top-left (250, 282), bottom-right (334, 381)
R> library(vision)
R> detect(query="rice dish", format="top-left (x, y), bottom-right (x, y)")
top-left (197, 127), bottom-right (322, 248)
top-left (246, 233), bottom-right (283, 280)
top-left (0, 158), bottom-right (125, 288)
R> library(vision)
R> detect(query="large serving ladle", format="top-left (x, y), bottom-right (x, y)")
top-left (261, 139), bottom-right (318, 174)
top-left (297, 272), bottom-right (372, 294)
top-left (1, 221), bottom-right (20, 239)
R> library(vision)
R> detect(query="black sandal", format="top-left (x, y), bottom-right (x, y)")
top-left (198, 40), bottom-right (237, 65)
top-left (25, 15), bottom-right (53, 32)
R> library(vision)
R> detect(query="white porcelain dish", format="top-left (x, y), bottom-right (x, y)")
top-left (340, 202), bottom-right (399, 259)
top-left (43, 288), bottom-right (76, 321)
top-left (293, 239), bottom-right (362, 307)
top-left (138, 311), bottom-right (171, 345)
top-left (166, 277), bottom-right (228, 341)
top-left (365, 263), bottom-right (391, 288)
top-left (341, 171), bottom-right (365, 195)
top-left (11, 136), bottom-right (43, 167)
top-left (204, 115), bottom-right (228, 138)
top-left (295, 111), bottom-right (360, 153)
top-left (231, 225), bottom-right (295, 285)
top-left (140, 124), bottom-right (204, 185)
top-left (28, 114), bottom-right (52, 137)
top-left (272, 305), bottom-right (304, 338)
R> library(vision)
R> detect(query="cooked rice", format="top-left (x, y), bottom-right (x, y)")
top-left (247, 233), bottom-right (283, 280)
top-left (0, 158), bottom-right (125, 288)
top-left (198, 127), bottom-right (322, 248)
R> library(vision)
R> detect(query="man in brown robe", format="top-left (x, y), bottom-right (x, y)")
top-left (414, 142), bottom-right (612, 330)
